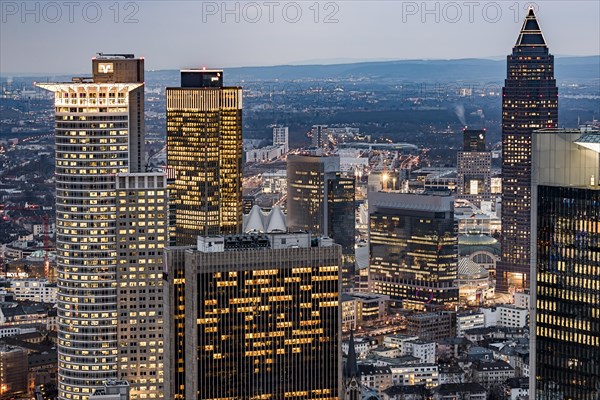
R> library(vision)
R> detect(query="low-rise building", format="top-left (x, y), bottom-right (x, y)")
top-left (342, 336), bottom-right (378, 359)
top-left (434, 383), bottom-right (487, 400)
top-left (390, 363), bottom-right (439, 388)
top-left (471, 360), bottom-right (515, 389)
top-left (405, 339), bottom-right (436, 364)
top-left (0, 344), bottom-right (28, 398)
top-left (406, 311), bottom-right (455, 341)
top-left (342, 292), bottom-right (389, 331)
top-left (456, 312), bottom-right (486, 337)
top-left (497, 305), bottom-right (528, 328)
top-left (503, 377), bottom-right (529, 400)
top-left (358, 364), bottom-right (393, 393)
top-left (383, 333), bottom-right (420, 354)
top-left (7, 279), bottom-right (57, 303)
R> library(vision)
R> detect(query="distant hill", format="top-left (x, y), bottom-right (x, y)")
top-left (4, 56), bottom-right (598, 84)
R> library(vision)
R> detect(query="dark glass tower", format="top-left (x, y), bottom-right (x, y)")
top-left (368, 191), bottom-right (458, 309)
top-left (287, 153), bottom-right (356, 289)
top-left (531, 129), bottom-right (600, 400)
top-left (497, 8), bottom-right (558, 293)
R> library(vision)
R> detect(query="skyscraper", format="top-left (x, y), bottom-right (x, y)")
top-left (167, 69), bottom-right (243, 246)
top-left (37, 54), bottom-right (167, 400)
top-left (165, 233), bottom-right (342, 400)
top-left (531, 128), bottom-right (600, 400)
top-left (497, 8), bottom-right (558, 293)
top-left (287, 153), bottom-right (356, 288)
top-left (368, 191), bottom-right (458, 309)
top-left (457, 129), bottom-right (492, 208)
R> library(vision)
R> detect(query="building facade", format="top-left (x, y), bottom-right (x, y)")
top-left (368, 192), bottom-right (458, 309)
top-left (531, 128), bottom-right (600, 400)
top-left (497, 8), bottom-right (558, 293)
top-left (37, 54), bottom-right (167, 400)
top-left (457, 129), bottom-right (492, 208)
top-left (273, 126), bottom-right (289, 153)
top-left (167, 69), bottom-right (243, 245)
top-left (165, 233), bottom-right (341, 400)
top-left (287, 153), bottom-right (356, 289)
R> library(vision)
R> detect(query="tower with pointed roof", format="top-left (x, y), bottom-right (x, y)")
top-left (497, 7), bottom-right (558, 293)
top-left (343, 332), bottom-right (361, 400)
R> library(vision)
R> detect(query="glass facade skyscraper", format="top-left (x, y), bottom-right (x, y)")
top-left (368, 191), bottom-right (458, 309)
top-left (497, 8), bottom-right (559, 293)
top-left (287, 153), bottom-right (356, 289)
top-left (531, 128), bottom-right (600, 400)
top-left (167, 69), bottom-right (243, 246)
top-left (166, 233), bottom-right (341, 400)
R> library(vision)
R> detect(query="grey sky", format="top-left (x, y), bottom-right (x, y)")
top-left (1, 0), bottom-right (598, 74)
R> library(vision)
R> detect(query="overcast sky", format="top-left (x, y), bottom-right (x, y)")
top-left (1, 0), bottom-right (599, 74)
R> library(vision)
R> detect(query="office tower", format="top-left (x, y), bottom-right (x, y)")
top-left (368, 191), bottom-right (458, 309)
top-left (497, 8), bottom-right (558, 293)
top-left (328, 176), bottom-right (357, 289)
top-left (167, 69), bottom-right (243, 246)
top-left (91, 53), bottom-right (145, 173)
top-left (311, 125), bottom-right (329, 148)
top-left (115, 173), bottom-right (167, 398)
top-left (287, 153), bottom-right (340, 236)
top-left (37, 55), bottom-right (167, 400)
top-left (273, 125), bottom-right (289, 153)
top-left (457, 129), bottom-right (492, 207)
top-left (531, 128), bottom-right (600, 400)
top-left (165, 233), bottom-right (342, 400)
top-left (287, 153), bottom-right (356, 288)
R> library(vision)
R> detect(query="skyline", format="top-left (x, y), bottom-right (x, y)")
top-left (1, 1), bottom-right (599, 74)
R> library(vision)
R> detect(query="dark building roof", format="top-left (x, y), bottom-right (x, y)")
top-left (504, 377), bottom-right (530, 390)
top-left (436, 383), bottom-right (487, 395)
top-left (358, 364), bottom-right (392, 376)
top-left (473, 359), bottom-right (514, 372)
top-left (383, 384), bottom-right (430, 396)
top-left (515, 8), bottom-right (547, 47)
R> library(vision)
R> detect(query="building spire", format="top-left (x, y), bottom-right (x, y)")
top-left (515, 7), bottom-right (547, 47)
top-left (345, 331), bottom-right (359, 378)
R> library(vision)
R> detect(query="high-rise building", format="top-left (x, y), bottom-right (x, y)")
top-left (165, 233), bottom-right (342, 400)
top-left (368, 191), bottom-right (458, 309)
top-left (167, 69), bottom-right (243, 246)
top-left (287, 153), bottom-right (340, 236)
top-left (311, 125), bottom-right (329, 148)
top-left (37, 54), bottom-right (167, 400)
top-left (273, 125), bottom-right (289, 153)
top-left (497, 8), bottom-right (558, 293)
top-left (531, 128), bottom-right (600, 400)
top-left (457, 129), bottom-right (492, 208)
top-left (287, 153), bottom-right (356, 288)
